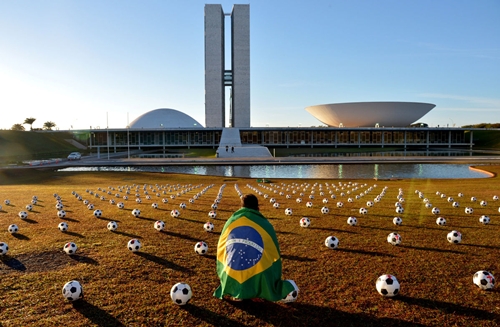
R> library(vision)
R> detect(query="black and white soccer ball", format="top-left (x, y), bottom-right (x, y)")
top-left (447, 197), bottom-right (454, 203)
top-left (8, 224), bottom-right (19, 234)
top-left (387, 232), bottom-right (402, 246)
top-left (306, 202), bottom-right (313, 208)
top-left (123, 195), bottom-right (128, 200)
top-left (127, 239), bottom-right (142, 252)
top-left (273, 202), bottom-right (280, 209)
top-left (300, 217), bottom-right (310, 228)
top-left (131, 208), bottom-right (141, 217)
top-left (62, 280), bottom-right (83, 301)
top-left (376, 274), bottom-right (400, 297)
top-left (321, 206), bottom-right (329, 214)
top-left (473, 270), bottom-right (495, 290)
top-left (18, 211), bottom-right (28, 220)
top-left (470, 196), bottom-right (477, 202)
top-left (452, 201), bottom-right (460, 208)
top-left (151, 203), bottom-right (158, 209)
top-left (117, 202), bottom-right (125, 209)
top-left (179, 203), bottom-right (186, 209)
top-left (431, 207), bottom-right (440, 215)
top-left (194, 241), bottom-right (208, 255)
top-left (280, 280), bottom-right (299, 303)
top-left (154, 220), bottom-right (165, 231)
top-left (269, 198), bottom-right (276, 204)
top-left (210, 203), bottom-right (218, 210)
top-left (347, 217), bottom-right (357, 226)
top-left (393, 217), bottom-right (403, 226)
top-left (336, 201), bottom-right (343, 208)
top-left (436, 217), bottom-right (447, 226)
top-left (63, 242), bottom-right (78, 255)
top-left (57, 210), bottom-right (66, 218)
top-left (4, 199), bottom-right (10, 205)
top-left (425, 202), bottom-right (432, 209)
top-left (203, 221), bottom-right (214, 232)
top-left (325, 236), bottom-right (339, 249)
top-left (457, 192), bottom-right (464, 197)
top-left (447, 230), bottom-right (462, 244)
top-left (93, 209), bottom-right (102, 217)
top-left (170, 282), bottom-right (192, 305)
top-left (135, 198), bottom-right (142, 204)
top-left (107, 221), bottom-right (118, 231)
top-left (109, 199), bottom-right (115, 205)
top-left (58, 222), bottom-right (68, 232)
top-left (55, 202), bottom-right (64, 210)
top-left (465, 207), bottom-right (474, 214)
top-left (26, 204), bottom-right (33, 211)
top-left (171, 209), bottom-right (180, 218)
top-left (359, 207), bottom-right (368, 215)
top-left (366, 201), bottom-right (374, 207)
top-left (296, 198), bottom-right (302, 203)
top-left (493, 195), bottom-right (499, 201)
top-left (208, 210), bottom-right (217, 219)
top-left (0, 242), bottom-right (9, 256)
top-left (162, 198), bottom-right (169, 204)
top-left (322, 198), bottom-right (328, 204)
top-left (480, 200), bottom-right (487, 207)
top-left (285, 208), bottom-right (293, 216)
top-left (395, 206), bottom-right (404, 214)
top-left (479, 215), bottom-right (490, 225)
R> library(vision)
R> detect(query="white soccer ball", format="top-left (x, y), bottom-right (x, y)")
top-left (480, 200), bottom-right (487, 207)
top-left (447, 197), bottom-right (454, 203)
top-left (309, 195), bottom-right (314, 200)
top-left (127, 239), bottom-right (142, 252)
top-left (296, 198), bottom-right (302, 203)
top-left (131, 208), bottom-right (141, 217)
top-left (458, 192), bottom-right (464, 197)
top-left (359, 207), bottom-right (368, 215)
top-left (8, 224), bottom-right (19, 234)
top-left (18, 211), bottom-right (28, 220)
top-left (151, 203), bottom-right (158, 209)
top-left (269, 198), bottom-right (276, 204)
top-left (93, 209), bottom-right (102, 217)
top-left (305, 201), bottom-right (313, 208)
top-left (431, 207), bottom-right (440, 215)
top-left (210, 203), bottom-right (218, 210)
top-left (347, 216), bottom-right (357, 226)
top-left (203, 221), bottom-right (214, 232)
top-left (366, 201), bottom-right (374, 207)
top-left (284, 208), bottom-right (292, 216)
top-left (62, 280), bottom-right (83, 301)
top-left (473, 270), bottom-right (496, 290)
top-left (179, 203), bottom-right (186, 209)
top-left (57, 210), bottom-right (66, 218)
top-left (170, 282), bottom-right (192, 305)
top-left (107, 221), bottom-right (118, 231)
top-left (117, 202), bottom-right (125, 209)
top-left (493, 195), bottom-right (499, 201)
top-left (4, 200), bottom-right (10, 205)
top-left (425, 202), bottom-right (432, 209)
top-left (387, 232), bottom-right (402, 246)
top-left (336, 202), bottom-right (343, 208)
top-left (465, 207), bottom-right (474, 214)
top-left (63, 242), bottom-right (78, 255)
top-left (393, 217), bottom-right (403, 226)
top-left (325, 236), bottom-right (339, 249)
top-left (272, 202), bottom-right (280, 209)
top-left (162, 198), bottom-right (169, 204)
top-left (154, 220), bottom-right (165, 231)
top-left (109, 199), bottom-right (115, 205)
top-left (300, 217), bottom-right (310, 228)
top-left (452, 201), bottom-right (460, 208)
top-left (280, 280), bottom-right (299, 303)
top-left (0, 242), bottom-right (8, 256)
top-left (26, 204), bottom-right (33, 211)
top-left (348, 198), bottom-right (354, 203)
top-left (471, 197), bottom-right (477, 202)
top-left (376, 274), bottom-right (400, 297)
top-left (319, 206), bottom-right (329, 214)
top-left (479, 215), bottom-right (490, 225)
top-left (322, 198), bottom-right (328, 204)
top-left (395, 206), bottom-right (404, 214)
top-left (171, 209), bottom-right (180, 218)
top-left (55, 202), bottom-right (64, 210)
top-left (58, 222), bottom-right (69, 232)
top-left (436, 217), bottom-right (447, 226)
top-left (447, 230), bottom-right (462, 244)
top-left (208, 210), bottom-right (217, 219)
top-left (194, 241), bottom-right (208, 255)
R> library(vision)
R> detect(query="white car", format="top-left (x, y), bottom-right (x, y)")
top-left (67, 152), bottom-right (82, 160)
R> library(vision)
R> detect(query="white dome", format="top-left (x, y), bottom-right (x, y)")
top-left (129, 108), bottom-right (203, 128)
top-left (305, 102), bottom-right (435, 127)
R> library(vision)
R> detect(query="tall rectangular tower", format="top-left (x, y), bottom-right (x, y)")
top-left (204, 4), bottom-right (250, 128)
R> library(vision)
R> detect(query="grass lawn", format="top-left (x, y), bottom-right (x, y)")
top-left (1, 167), bottom-right (499, 326)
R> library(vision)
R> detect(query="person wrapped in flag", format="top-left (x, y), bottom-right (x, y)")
top-left (214, 194), bottom-right (298, 302)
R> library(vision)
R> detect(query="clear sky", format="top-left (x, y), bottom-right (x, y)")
top-left (1, 0), bottom-right (499, 130)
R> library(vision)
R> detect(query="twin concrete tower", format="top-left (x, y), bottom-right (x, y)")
top-left (205, 4), bottom-right (250, 128)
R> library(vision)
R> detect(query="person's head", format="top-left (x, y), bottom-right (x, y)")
top-left (241, 194), bottom-right (259, 211)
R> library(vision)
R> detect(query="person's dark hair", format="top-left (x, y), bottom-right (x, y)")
top-left (241, 194), bottom-right (259, 210)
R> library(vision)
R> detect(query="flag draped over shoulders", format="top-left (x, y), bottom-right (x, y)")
top-left (213, 207), bottom-right (295, 301)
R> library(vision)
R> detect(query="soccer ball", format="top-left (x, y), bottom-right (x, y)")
top-left (319, 206), bottom-right (328, 214)
top-left (57, 210), bottom-right (66, 218)
top-left (8, 224), bottom-right (18, 234)
top-left (296, 198), bottom-right (302, 203)
top-left (393, 217), bottom-right (403, 226)
top-left (395, 206), bottom-right (404, 214)
top-left (447, 197), bottom-right (454, 203)
top-left (4, 200), bottom-right (10, 205)
top-left (306, 202), bottom-right (313, 208)
top-left (117, 202), bottom-right (125, 209)
top-left (58, 222), bottom-right (68, 232)
top-left (26, 204), bottom-right (33, 211)
top-left (452, 201), bottom-right (459, 208)
top-left (471, 196), bottom-right (477, 202)
top-left (480, 200), bottom-right (487, 207)
top-left (359, 207), bottom-right (368, 215)
top-left (347, 217), bottom-right (357, 226)
top-left (479, 215), bottom-right (490, 225)
top-left (431, 207), bottom-right (440, 215)
top-left (194, 241), bottom-right (208, 255)
top-left (179, 203), bottom-right (186, 209)
top-left (62, 280), bottom-right (83, 301)
top-left (376, 274), bottom-right (400, 297)
top-left (473, 271), bottom-right (495, 290)
top-left (493, 195), bottom-right (499, 201)
top-left (322, 198), bottom-right (328, 204)
top-left (300, 217), bottom-right (310, 228)
top-left (127, 239), bottom-right (142, 252)
top-left (0, 242), bottom-right (8, 256)
top-left (170, 282), bottom-right (192, 305)
top-left (162, 198), bottom-right (169, 204)
top-left (436, 217), bottom-right (447, 226)
top-left (309, 195), bottom-right (314, 200)
top-left (465, 207), bottom-right (474, 214)
top-left (325, 236), bottom-right (339, 249)
top-left (93, 209), bottom-right (102, 217)
top-left (280, 280), bottom-right (299, 303)
top-left (273, 202), bottom-right (280, 209)
top-left (63, 242), bottom-right (78, 255)
top-left (425, 203), bottom-right (432, 209)
top-left (366, 201), bottom-right (374, 207)
top-left (336, 202), bottom-right (343, 208)
top-left (171, 209), bottom-right (180, 218)
top-left (107, 221), bottom-right (118, 231)
top-left (109, 199), bottom-right (115, 205)
top-left (203, 221), bottom-right (214, 232)
top-left (154, 220), bottom-right (165, 231)
top-left (56, 202), bottom-right (64, 210)
top-left (151, 203), bottom-right (158, 209)
top-left (18, 211), bottom-right (28, 220)
top-left (387, 232), bottom-right (402, 246)
top-left (211, 203), bottom-right (218, 210)
top-left (447, 230), bottom-right (462, 244)
top-left (135, 198), bottom-right (142, 204)
top-left (285, 208), bottom-right (293, 216)
top-left (208, 210), bottom-right (217, 218)
top-left (131, 208), bottom-right (141, 217)
top-left (269, 198), bottom-right (276, 204)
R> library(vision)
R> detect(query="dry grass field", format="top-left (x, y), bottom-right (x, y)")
top-left (1, 166), bottom-right (500, 327)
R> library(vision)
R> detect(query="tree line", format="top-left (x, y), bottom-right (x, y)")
top-left (11, 118), bottom-right (56, 131)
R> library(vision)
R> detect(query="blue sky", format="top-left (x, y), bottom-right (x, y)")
top-left (1, 0), bottom-right (499, 130)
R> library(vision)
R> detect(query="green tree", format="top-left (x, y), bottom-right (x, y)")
top-left (23, 117), bottom-right (36, 130)
top-left (43, 121), bottom-right (56, 130)
top-left (11, 124), bottom-right (25, 131)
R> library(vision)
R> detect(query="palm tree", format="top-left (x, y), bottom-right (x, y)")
top-left (43, 121), bottom-right (56, 130)
top-left (23, 117), bottom-right (36, 130)
top-left (11, 124), bottom-right (25, 131)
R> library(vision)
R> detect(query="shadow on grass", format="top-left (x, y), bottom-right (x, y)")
top-left (397, 295), bottom-right (498, 320)
top-left (175, 217), bottom-right (204, 224)
top-left (112, 230), bottom-right (141, 239)
top-left (70, 254), bottom-right (99, 265)
top-left (310, 227), bottom-right (358, 234)
top-left (12, 233), bottom-right (30, 240)
top-left (183, 304), bottom-right (243, 327)
top-left (73, 300), bottom-right (125, 327)
top-left (64, 217), bottom-right (80, 222)
top-left (1, 257), bottom-right (27, 271)
top-left (164, 231), bottom-right (200, 242)
top-left (275, 230), bottom-right (297, 235)
top-left (358, 225), bottom-right (398, 232)
top-left (134, 252), bottom-right (192, 273)
top-left (64, 231), bottom-right (85, 238)
top-left (399, 245), bottom-right (465, 254)
top-left (404, 224), bottom-right (446, 231)
top-left (22, 218), bottom-right (38, 224)
top-left (281, 254), bottom-right (316, 262)
top-left (137, 216), bottom-right (156, 222)
top-left (460, 243), bottom-right (500, 250)
top-left (337, 248), bottom-right (397, 257)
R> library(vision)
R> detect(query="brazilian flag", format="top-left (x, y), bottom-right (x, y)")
top-left (213, 207), bottom-right (295, 301)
